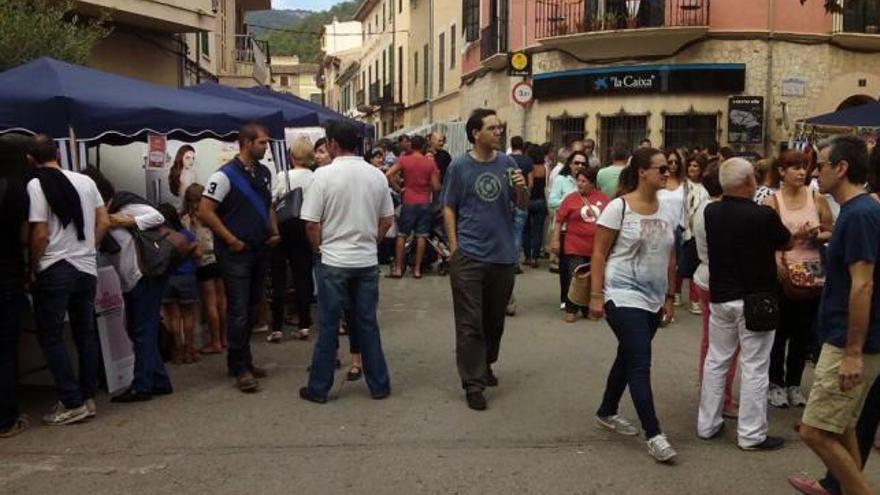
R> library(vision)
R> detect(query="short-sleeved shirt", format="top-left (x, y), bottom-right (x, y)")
top-left (820, 193), bottom-right (880, 353)
top-left (597, 164), bottom-right (625, 198)
top-left (399, 153), bottom-right (438, 205)
top-left (442, 152), bottom-right (518, 265)
top-left (510, 153), bottom-right (533, 177)
top-left (27, 170), bottom-right (104, 276)
top-left (203, 158), bottom-right (273, 247)
top-left (300, 156), bottom-right (394, 268)
top-left (0, 179), bottom-right (28, 286)
top-left (176, 229), bottom-right (198, 275)
top-left (598, 197), bottom-right (677, 312)
top-left (556, 190), bottom-right (609, 257)
top-left (433, 149), bottom-right (452, 182)
top-left (706, 196), bottom-right (791, 303)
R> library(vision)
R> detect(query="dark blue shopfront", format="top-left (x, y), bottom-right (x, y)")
top-left (533, 63), bottom-right (747, 99)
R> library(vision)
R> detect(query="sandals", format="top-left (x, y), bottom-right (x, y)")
top-left (199, 344), bottom-right (224, 355)
top-left (0, 414), bottom-right (30, 438)
top-left (346, 365), bottom-right (363, 382)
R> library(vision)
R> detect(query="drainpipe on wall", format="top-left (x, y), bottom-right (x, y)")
top-left (427, 0), bottom-right (435, 124)
top-left (520, 0), bottom-right (529, 140)
top-left (764, 0), bottom-right (775, 156)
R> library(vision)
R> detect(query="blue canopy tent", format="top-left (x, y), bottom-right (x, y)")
top-left (242, 86), bottom-right (374, 138)
top-left (184, 82), bottom-right (321, 128)
top-left (805, 101), bottom-right (880, 127)
top-left (0, 57), bottom-right (287, 169)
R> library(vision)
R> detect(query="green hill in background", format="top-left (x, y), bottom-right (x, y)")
top-left (259, 1), bottom-right (359, 63)
top-left (246, 9), bottom-right (310, 38)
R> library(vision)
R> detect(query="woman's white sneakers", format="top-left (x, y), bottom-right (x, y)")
top-left (595, 414), bottom-right (639, 436)
top-left (646, 434), bottom-right (678, 463)
top-left (768, 384), bottom-right (790, 408)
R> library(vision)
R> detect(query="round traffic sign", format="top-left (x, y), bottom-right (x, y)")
top-left (510, 52), bottom-right (529, 72)
top-left (512, 82), bottom-right (533, 107)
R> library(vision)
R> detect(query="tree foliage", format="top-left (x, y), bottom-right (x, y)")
top-left (0, 0), bottom-right (112, 71)
top-left (263, 1), bottom-right (359, 63)
top-left (799, 0), bottom-right (845, 12)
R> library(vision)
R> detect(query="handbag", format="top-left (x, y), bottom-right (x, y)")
top-left (567, 262), bottom-right (592, 307)
top-left (274, 169), bottom-right (304, 225)
top-left (777, 251), bottom-right (825, 301)
top-left (743, 291), bottom-right (780, 332)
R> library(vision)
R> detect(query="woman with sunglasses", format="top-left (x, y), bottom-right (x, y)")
top-left (549, 151), bottom-right (589, 308)
top-left (589, 147), bottom-right (678, 463)
top-left (658, 149), bottom-right (688, 310)
top-left (679, 154), bottom-right (709, 315)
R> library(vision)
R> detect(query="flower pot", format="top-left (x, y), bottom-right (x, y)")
top-left (866, 25), bottom-right (879, 34)
top-left (626, 18), bottom-right (638, 29)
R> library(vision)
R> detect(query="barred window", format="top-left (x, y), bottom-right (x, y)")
top-left (599, 115), bottom-right (648, 164)
top-left (663, 114), bottom-right (718, 152)
top-left (547, 116), bottom-right (586, 152)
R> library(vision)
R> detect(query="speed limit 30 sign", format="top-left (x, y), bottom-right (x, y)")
top-left (512, 82), bottom-right (533, 107)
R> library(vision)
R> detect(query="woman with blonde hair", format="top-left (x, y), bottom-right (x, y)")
top-left (267, 137), bottom-right (316, 343)
top-left (182, 183), bottom-right (227, 354)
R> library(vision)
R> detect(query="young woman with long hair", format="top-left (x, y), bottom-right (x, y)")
top-left (168, 145), bottom-right (197, 199)
top-left (589, 147), bottom-right (678, 463)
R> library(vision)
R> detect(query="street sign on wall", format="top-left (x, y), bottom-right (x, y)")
top-left (508, 51), bottom-right (532, 77)
top-left (512, 82), bottom-right (534, 107)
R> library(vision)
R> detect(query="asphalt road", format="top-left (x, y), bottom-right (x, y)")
top-left (2, 267), bottom-right (877, 494)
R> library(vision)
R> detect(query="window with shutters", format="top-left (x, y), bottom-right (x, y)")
top-left (438, 32), bottom-right (445, 94)
top-left (423, 43), bottom-right (429, 99)
top-left (463, 0), bottom-right (479, 42)
top-left (663, 114), bottom-right (718, 151)
top-left (450, 24), bottom-right (456, 68)
top-left (547, 116), bottom-right (586, 152)
top-left (599, 115), bottom-right (649, 164)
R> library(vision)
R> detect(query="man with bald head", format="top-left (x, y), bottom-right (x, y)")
top-left (427, 132), bottom-right (452, 183)
top-left (697, 158), bottom-right (792, 451)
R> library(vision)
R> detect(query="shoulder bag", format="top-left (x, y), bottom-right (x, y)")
top-left (567, 197), bottom-right (624, 307)
top-left (274, 169), bottom-right (304, 225)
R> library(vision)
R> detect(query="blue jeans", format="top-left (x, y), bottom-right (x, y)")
top-left (513, 207), bottom-right (527, 260)
top-left (820, 375), bottom-right (880, 495)
top-left (523, 199), bottom-right (548, 260)
top-left (0, 283), bottom-right (24, 431)
top-left (32, 261), bottom-right (99, 409)
top-left (124, 275), bottom-right (171, 393)
top-left (597, 301), bottom-right (662, 439)
top-left (307, 263), bottom-right (389, 399)
top-left (217, 246), bottom-right (268, 377)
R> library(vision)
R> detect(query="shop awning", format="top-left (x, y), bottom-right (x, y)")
top-left (241, 86), bottom-right (373, 137)
top-left (805, 101), bottom-right (880, 128)
top-left (0, 57), bottom-right (285, 144)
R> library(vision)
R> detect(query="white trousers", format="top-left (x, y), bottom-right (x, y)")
top-left (697, 300), bottom-right (775, 447)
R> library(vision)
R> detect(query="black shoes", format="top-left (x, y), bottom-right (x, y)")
top-left (466, 391), bottom-right (487, 411)
top-left (739, 435), bottom-right (785, 451)
top-left (299, 387), bottom-right (327, 404)
top-left (110, 388), bottom-right (153, 403)
top-left (485, 368), bottom-right (499, 387)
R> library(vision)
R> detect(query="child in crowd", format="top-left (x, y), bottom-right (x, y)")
top-left (157, 203), bottom-right (201, 364)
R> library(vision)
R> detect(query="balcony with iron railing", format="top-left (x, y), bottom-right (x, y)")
top-left (369, 82), bottom-right (381, 106)
top-left (356, 88), bottom-right (366, 108)
top-left (832, 3), bottom-right (880, 50)
top-left (232, 34), bottom-right (270, 86)
top-left (535, 0), bottom-right (710, 60)
top-left (480, 20), bottom-right (508, 70)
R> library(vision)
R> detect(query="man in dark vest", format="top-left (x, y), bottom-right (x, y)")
top-left (199, 123), bottom-right (280, 393)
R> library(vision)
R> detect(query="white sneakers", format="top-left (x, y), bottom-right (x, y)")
top-left (768, 384), bottom-right (789, 408)
top-left (595, 415), bottom-right (640, 436)
top-left (42, 401), bottom-right (89, 426)
top-left (788, 386), bottom-right (807, 407)
top-left (689, 302), bottom-right (702, 315)
top-left (647, 434), bottom-right (678, 463)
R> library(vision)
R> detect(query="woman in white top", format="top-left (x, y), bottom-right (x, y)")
top-left (678, 154), bottom-right (709, 315)
top-left (268, 137), bottom-right (316, 344)
top-left (589, 147), bottom-right (678, 463)
top-left (657, 149), bottom-right (687, 310)
top-left (692, 161), bottom-right (739, 419)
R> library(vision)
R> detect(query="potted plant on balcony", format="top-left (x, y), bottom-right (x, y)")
top-left (867, 25), bottom-right (879, 34)
top-left (587, 13), bottom-right (603, 32)
top-left (604, 12), bottom-right (621, 30)
top-left (625, 0), bottom-right (641, 29)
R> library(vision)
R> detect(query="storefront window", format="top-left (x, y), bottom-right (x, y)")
top-left (599, 115), bottom-right (648, 163)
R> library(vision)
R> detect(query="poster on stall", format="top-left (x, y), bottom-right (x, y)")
top-left (147, 134), bottom-right (167, 171)
top-left (95, 266), bottom-right (134, 395)
top-left (728, 96), bottom-right (764, 144)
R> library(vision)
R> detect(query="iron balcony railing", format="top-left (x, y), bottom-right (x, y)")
top-left (832, 3), bottom-right (880, 34)
top-left (535, 0), bottom-right (710, 39)
top-left (480, 19), bottom-right (508, 61)
top-left (233, 34), bottom-right (270, 83)
top-left (382, 82), bottom-right (394, 104)
top-left (369, 81), bottom-right (381, 105)
top-left (356, 88), bottom-right (365, 107)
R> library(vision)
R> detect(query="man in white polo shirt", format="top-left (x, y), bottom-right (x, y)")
top-left (299, 121), bottom-right (395, 404)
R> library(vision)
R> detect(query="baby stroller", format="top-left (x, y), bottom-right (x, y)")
top-left (404, 207), bottom-right (452, 275)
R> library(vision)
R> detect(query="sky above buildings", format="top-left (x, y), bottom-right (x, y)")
top-left (273, 0), bottom-right (341, 10)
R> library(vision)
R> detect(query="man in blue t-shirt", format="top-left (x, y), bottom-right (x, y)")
top-left (792, 135), bottom-right (880, 495)
top-left (442, 109), bottom-right (529, 411)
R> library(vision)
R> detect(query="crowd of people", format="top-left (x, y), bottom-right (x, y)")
top-left (3, 109), bottom-right (880, 493)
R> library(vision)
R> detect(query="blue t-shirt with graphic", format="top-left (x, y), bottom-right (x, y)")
top-left (442, 152), bottom-right (517, 264)
top-left (820, 193), bottom-right (880, 353)
top-left (176, 229), bottom-right (198, 276)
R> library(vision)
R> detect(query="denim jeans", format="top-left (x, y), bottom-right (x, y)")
top-left (512, 207), bottom-right (527, 260)
top-left (0, 283), bottom-right (25, 431)
top-left (523, 199), bottom-right (548, 260)
top-left (307, 263), bottom-right (389, 399)
top-left (218, 246), bottom-right (268, 377)
top-left (597, 301), bottom-right (662, 439)
top-left (32, 261), bottom-right (99, 409)
top-left (820, 375), bottom-right (880, 495)
top-left (124, 275), bottom-right (171, 393)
